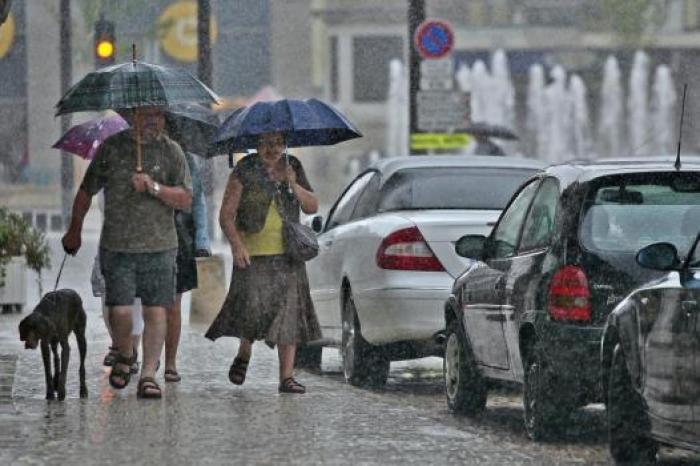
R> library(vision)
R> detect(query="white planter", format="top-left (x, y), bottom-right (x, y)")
top-left (0, 256), bottom-right (27, 312)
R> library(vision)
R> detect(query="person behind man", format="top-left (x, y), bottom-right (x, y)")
top-left (190, 153), bottom-right (211, 258)
top-left (163, 151), bottom-right (209, 383)
top-left (62, 106), bottom-right (192, 399)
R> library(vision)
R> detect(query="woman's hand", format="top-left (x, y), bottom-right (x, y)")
top-left (232, 241), bottom-right (251, 269)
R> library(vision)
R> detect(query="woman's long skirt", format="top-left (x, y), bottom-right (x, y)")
top-left (204, 255), bottom-right (322, 347)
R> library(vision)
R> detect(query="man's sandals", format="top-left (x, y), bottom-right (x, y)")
top-left (137, 377), bottom-right (162, 399)
top-left (108, 352), bottom-right (137, 389)
top-left (279, 377), bottom-right (306, 394)
top-left (228, 357), bottom-right (249, 385)
top-left (103, 346), bottom-right (119, 367)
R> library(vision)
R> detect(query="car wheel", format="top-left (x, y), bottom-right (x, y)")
top-left (608, 344), bottom-right (657, 464)
top-left (523, 344), bottom-right (563, 441)
top-left (341, 293), bottom-right (389, 387)
top-left (444, 318), bottom-right (487, 415)
top-left (294, 345), bottom-right (322, 372)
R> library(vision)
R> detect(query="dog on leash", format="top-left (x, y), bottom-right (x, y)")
top-left (18, 289), bottom-right (88, 400)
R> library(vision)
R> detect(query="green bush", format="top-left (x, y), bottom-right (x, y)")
top-left (0, 208), bottom-right (51, 288)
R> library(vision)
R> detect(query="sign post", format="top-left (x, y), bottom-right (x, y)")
top-left (408, 0), bottom-right (425, 155)
top-left (409, 15), bottom-right (471, 153)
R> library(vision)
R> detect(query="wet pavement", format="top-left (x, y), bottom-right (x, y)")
top-left (1, 233), bottom-right (698, 465)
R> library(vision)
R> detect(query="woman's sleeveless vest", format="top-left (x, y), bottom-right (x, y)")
top-left (235, 154), bottom-right (301, 234)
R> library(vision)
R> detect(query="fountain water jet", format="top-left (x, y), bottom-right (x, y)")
top-left (469, 60), bottom-right (489, 123)
top-left (651, 65), bottom-right (676, 154)
top-left (570, 75), bottom-right (592, 158)
top-left (545, 65), bottom-right (571, 163)
top-left (526, 64), bottom-right (547, 157)
top-left (598, 56), bottom-right (624, 158)
top-left (628, 50), bottom-right (650, 156)
top-left (385, 59), bottom-right (408, 157)
top-left (489, 49), bottom-right (515, 128)
top-left (455, 63), bottom-right (471, 94)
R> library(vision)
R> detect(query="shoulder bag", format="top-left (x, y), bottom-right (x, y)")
top-left (275, 186), bottom-right (319, 262)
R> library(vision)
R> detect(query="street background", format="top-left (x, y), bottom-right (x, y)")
top-left (3, 0), bottom-right (700, 464)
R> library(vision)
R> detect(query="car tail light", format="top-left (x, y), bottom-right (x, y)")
top-left (376, 226), bottom-right (444, 271)
top-left (548, 265), bottom-right (591, 322)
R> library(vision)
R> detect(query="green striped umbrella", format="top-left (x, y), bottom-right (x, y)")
top-left (55, 61), bottom-right (219, 116)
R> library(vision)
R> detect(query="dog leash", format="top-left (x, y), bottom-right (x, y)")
top-left (54, 253), bottom-right (68, 292)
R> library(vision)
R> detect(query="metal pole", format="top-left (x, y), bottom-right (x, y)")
top-left (408, 0), bottom-right (425, 155)
top-left (197, 0), bottom-right (215, 239)
top-left (60, 0), bottom-right (73, 227)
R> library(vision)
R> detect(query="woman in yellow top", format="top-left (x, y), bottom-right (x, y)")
top-left (205, 132), bottom-right (321, 394)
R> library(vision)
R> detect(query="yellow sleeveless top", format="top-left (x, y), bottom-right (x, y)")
top-left (241, 199), bottom-right (285, 256)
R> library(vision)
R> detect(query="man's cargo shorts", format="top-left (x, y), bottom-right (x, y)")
top-left (99, 248), bottom-right (177, 307)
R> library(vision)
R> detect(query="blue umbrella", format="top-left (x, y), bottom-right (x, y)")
top-left (210, 98), bottom-right (362, 153)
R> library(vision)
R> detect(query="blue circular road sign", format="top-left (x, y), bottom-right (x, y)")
top-left (414, 20), bottom-right (454, 59)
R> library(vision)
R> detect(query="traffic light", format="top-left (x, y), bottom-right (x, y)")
top-left (94, 17), bottom-right (115, 67)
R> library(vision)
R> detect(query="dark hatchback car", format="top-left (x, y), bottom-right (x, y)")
top-left (442, 157), bottom-right (700, 440)
top-left (602, 236), bottom-right (700, 463)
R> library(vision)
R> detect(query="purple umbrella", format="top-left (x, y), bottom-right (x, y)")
top-left (52, 115), bottom-right (129, 160)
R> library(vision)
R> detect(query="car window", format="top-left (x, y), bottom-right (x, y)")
top-left (378, 167), bottom-right (539, 211)
top-left (520, 178), bottom-right (559, 252)
top-left (350, 173), bottom-right (380, 220)
top-left (325, 171), bottom-right (375, 230)
top-left (689, 235), bottom-right (700, 268)
top-left (580, 172), bottom-right (700, 257)
top-left (490, 180), bottom-right (540, 259)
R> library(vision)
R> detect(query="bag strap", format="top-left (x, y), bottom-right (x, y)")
top-left (274, 154), bottom-right (300, 224)
top-left (273, 184), bottom-right (294, 223)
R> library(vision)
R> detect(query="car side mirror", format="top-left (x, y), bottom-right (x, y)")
top-left (311, 215), bottom-right (324, 233)
top-left (455, 234), bottom-right (487, 259)
top-left (636, 242), bottom-right (681, 271)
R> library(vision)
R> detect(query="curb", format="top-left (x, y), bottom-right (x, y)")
top-left (0, 354), bottom-right (17, 403)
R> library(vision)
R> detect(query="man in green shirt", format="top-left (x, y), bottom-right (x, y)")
top-left (62, 106), bottom-right (192, 398)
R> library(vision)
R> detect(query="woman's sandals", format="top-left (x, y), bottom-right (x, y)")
top-left (164, 370), bottom-right (181, 383)
top-left (137, 377), bottom-right (162, 399)
top-left (228, 357), bottom-right (249, 385)
top-left (279, 377), bottom-right (306, 394)
top-left (108, 352), bottom-right (137, 389)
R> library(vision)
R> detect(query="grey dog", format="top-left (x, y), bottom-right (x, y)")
top-left (18, 289), bottom-right (88, 400)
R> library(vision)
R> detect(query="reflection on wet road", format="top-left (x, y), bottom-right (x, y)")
top-left (1, 235), bottom-right (698, 465)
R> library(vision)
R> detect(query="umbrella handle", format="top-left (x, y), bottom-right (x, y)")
top-left (285, 148), bottom-right (293, 194)
top-left (134, 111), bottom-right (143, 172)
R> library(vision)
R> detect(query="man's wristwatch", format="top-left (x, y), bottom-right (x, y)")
top-left (151, 181), bottom-right (161, 197)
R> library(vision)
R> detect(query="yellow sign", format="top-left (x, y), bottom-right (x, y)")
top-left (0, 12), bottom-right (15, 59)
top-left (158, 1), bottom-right (218, 63)
top-left (410, 133), bottom-right (472, 150)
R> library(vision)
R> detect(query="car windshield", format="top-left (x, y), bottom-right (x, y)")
top-left (580, 172), bottom-right (700, 257)
top-left (378, 167), bottom-right (537, 211)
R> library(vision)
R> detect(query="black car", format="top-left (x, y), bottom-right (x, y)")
top-left (602, 236), bottom-right (700, 463)
top-left (442, 157), bottom-right (700, 440)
